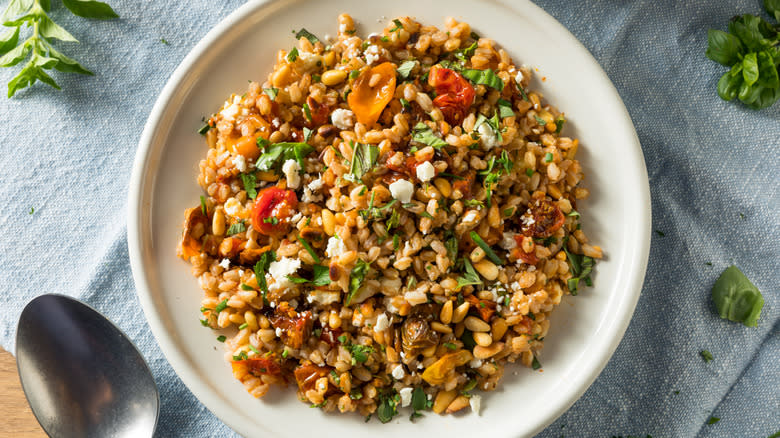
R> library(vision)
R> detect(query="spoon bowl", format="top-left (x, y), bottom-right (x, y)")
top-left (16, 294), bottom-right (159, 438)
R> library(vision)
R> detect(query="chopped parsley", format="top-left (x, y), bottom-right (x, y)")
top-left (455, 258), bottom-right (483, 290)
top-left (287, 264), bottom-right (331, 286)
top-left (563, 245), bottom-right (595, 295)
top-left (700, 350), bottom-right (713, 363)
top-left (376, 390), bottom-right (401, 423)
top-left (226, 220), bottom-right (246, 236)
top-left (345, 259), bottom-right (370, 305)
top-left (263, 87), bottom-right (279, 100)
top-left (286, 47), bottom-right (299, 62)
top-left (346, 343), bottom-right (374, 365)
top-left (525, 168), bottom-right (534, 177)
top-left (240, 284), bottom-right (253, 291)
top-left (215, 299), bottom-right (229, 313)
top-left (295, 28), bottom-right (320, 44)
top-left (409, 386), bottom-right (431, 420)
top-left (400, 98), bottom-right (411, 110)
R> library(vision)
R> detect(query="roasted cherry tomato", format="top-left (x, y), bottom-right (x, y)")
top-left (269, 303), bottom-right (313, 349)
top-left (348, 62), bottom-right (397, 126)
top-left (251, 187), bottom-right (298, 236)
top-left (231, 357), bottom-right (282, 377)
top-left (465, 295), bottom-right (497, 321)
top-left (427, 65), bottom-right (475, 125)
top-left (318, 326), bottom-right (344, 347)
top-left (305, 95), bottom-right (329, 127)
top-left (451, 170), bottom-right (476, 199)
top-left (521, 199), bottom-right (565, 238)
top-left (294, 364), bottom-right (332, 393)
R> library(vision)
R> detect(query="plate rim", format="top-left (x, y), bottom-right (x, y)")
top-left (127, 0), bottom-right (651, 436)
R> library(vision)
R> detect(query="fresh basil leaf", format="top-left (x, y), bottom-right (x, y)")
top-left (256, 142), bottom-right (314, 172)
top-left (62, 0), bottom-right (118, 19)
top-left (717, 70), bottom-right (741, 101)
top-left (711, 265), bottom-right (764, 327)
top-left (461, 68), bottom-right (504, 91)
top-left (396, 60), bottom-right (416, 80)
top-left (766, 0), bottom-right (780, 21)
top-left (346, 142), bottom-right (379, 182)
top-left (411, 122), bottom-right (448, 149)
top-left (295, 28), bottom-right (319, 44)
top-left (310, 264), bottom-right (331, 286)
top-left (376, 391), bottom-right (399, 423)
top-left (241, 172), bottom-right (257, 199)
top-left (0, 26), bottom-right (20, 57)
top-left (8, 60), bottom-right (60, 97)
top-left (454, 40), bottom-right (478, 61)
top-left (728, 14), bottom-right (773, 52)
top-left (47, 43), bottom-right (93, 75)
top-left (411, 387), bottom-right (427, 412)
top-left (345, 259), bottom-right (370, 305)
top-left (287, 47), bottom-right (298, 62)
top-left (742, 52), bottom-right (759, 86)
top-left (1, 0), bottom-right (33, 24)
top-left (0, 39), bottom-right (31, 67)
top-left (38, 14), bottom-right (78, 42)
top-left (226, 220), bottom-right (246, 236)
top-left (263, 87), bottom-right (278, 100)
top-left (705, 29), bottom-right (745, 66)
top-left (497, 98), bottom-right (514, 118)
top-left (757, 50), bottom-right (780, 89)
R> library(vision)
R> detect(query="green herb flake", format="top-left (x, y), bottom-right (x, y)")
top-left (240, 284), bottom-right (253, 291)
top-left (302, 102), bottom-right (312, 122)
top-left (263, 87), bottom-right (279, 100)
top-left (554, 115), bottom-right (566, 134)
top-left (238, 322), bottom-right (248, 330)
top-left (255, 142), bottom-right (315, 173)
top-left (655, 230), bottom-right (665, 237)
top-left (544, 152), bottom-right (553, 163)
top-left (287, 47), bottom-right (299, 62)
top-left (376, 391), bottom-right (400, 423)
top-left (707, 417), bottom-right (720, 425)
top-left (28, 207), bottom-right (34, 215)
top-left (443, 342), bottom-right (458, 350)
top-left (160, 38), bottom-right (169, 45)
top-left (232, 351), bottom-right (249, 361)
top-left (411, 122), bottom-right (448, 149)
top-left (456, 258), bottom-right (483, 290)
top-left (531, 356), bottom-right (542, 370)
top-left (393, 234), bottom-right (400, 251)
top-left (345, 259), bottom-right (370, 305)
top-left (200, 319), bottom-right (209, 326)
top-left (198, 122), bottom-right (211, 135)
top-left (200, 196), bottom-right (208, 215)
top-left (470, 231), bottom-right (503, 265)
top-left (711, 265), bottom-right (764, 327)
top-left (226, 221), bottom-right (246, 236)
top-left (396, 60), bottom-right (416, 80)
top-left (461, 68), bottom-right (504, 91)
top-left (534, 115), bottom-right (547, 126)
top-left (215, 299), bottom-right (229, 313)
top-left (297, 236), bottom-right (321, 264)
top-left (399, 98), bottom-right (411, 110)
top-left (303, 126), bottom-right (314, 142)
top-left (217, 335), bottom-right (226, 342)
top-left (525, 168), bottom-right (534, 177)
top-left (390, 19), bottom-right (404, 32)
top-left (295, 28), bottom-right (320, 44)
top-left (253, 250), bottom-right (277, 300)
top-left (346, 141), bottom-right (380, 182)
top-left (497, 98), bottom-right (514, 118)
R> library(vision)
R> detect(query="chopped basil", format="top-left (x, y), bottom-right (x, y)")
top-left (411, 122), bottom-right (448, 149)
top-left (346, 141), bottom-right (379, 182)
top-left (531, 355), bottom-right (542, 370)
top-left (707, 417), bottom-right (720, 425)
top-left (461, 68), bottom-right (504, 91)
top-left (454, 40), bottom-right (478, 62)
top-left (233, 351), bottom-right (248, 361)
top-left (544, 152), bottom-right (553, 163)
top-left (226, 220), bottom-right (246, 236)
top-left (516, 80), bottom-right (530, 102)
top-left (443, 342), bottom-right (457, 350)
top-left (399, 98), bottom-right (411, 110)
top-left (534, 115), bottom-right (547, 126)
top-left (445, 235), bottom-right (458, 263)
top-left (255, 142), bottom-right (315, 173)
top-left (497, 98), bottom-right (514, 118)
top-left (409, 386), bottom-right (429, 420)
top-left (288, 264), bottom-right (331, 286)
top-left (215, 299), bottom-right (228, 313)
top-left (240, 173), bottom-right (257, 200)
top-left (568, 210), bottom-right (580, 218)
top-left (345, 259), bottom-right (370, 305)
top-left (390, 19), bottom-right (403, 32)
top-left (346, 343), bottom-right (373, 365)
top-left (563, 246), bottom-right (595, 295)
top-left (464, 199), bottom-right (484, 209)
top-left (295, 28), bottom-right (320, 44)
top-left (700, 350), bottom-right (714, 363)
top-left (504, 207), bottom-right (514, 217)
top-left (263, 217), bottom-right (279, 225)
top-left (376, 391), bottom-right (400, 423)
top-left (396, 60), bottom-right (416, 80)
top-left (297, 236), bottom-right (320, 263)
top-left (525, 168), bottom-right (534, 177)
top-left (198, 122), bottom-right (211, 135)
top-left (238, 322), bottom-right (248, 330)
top-left (470, 231), bottom-right (503, 265)
top-left (253, 250), bottom-right (277, 300)
top-left (460, 329), bottom-right (476, 350)
top-left (303, 126), bottom-right (313, 142)
top-left (302, 102), bottom-right (312, 122)
top-left (420, 211), bottom-right (433, 219)
top-left (337, 334), bottom-right (347, 344)
top-left (393, 234), bottom-right (400, 251)
top-left (240, 284), bottom-right (253, 291)
top-left (263, 87), bottom-right (279, 100)
top-left (199, 195), bottom-right (208, 215)
top-left (287, 47), bottom-right (299, 62)
top-left (256, 136), bottom-right (270, 149)
top-left (711, 265), bottom-right (763, 327)
top-left (200, 318), bottom-right (209, 326)
top-left (456, 258), bottom-right (483, 290)
top-left (217, 335), bottom-right (226, 342)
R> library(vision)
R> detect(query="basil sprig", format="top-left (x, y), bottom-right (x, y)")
top-left (706, 5), bottom-right (780, 109)
top-left (0, 0), bottom-right (118, 97)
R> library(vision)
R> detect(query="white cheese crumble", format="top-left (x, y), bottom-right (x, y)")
top-left (520, 210), bottom-right (536, 227)
top-left (478, 123), bottom-right (500, 149)
top-left (232, 155), bottom-right (247, 172)
top-left (500, 232), bottom-right (518, 250)
top-left (308, 176), bottom-right (324, 192)
top-left (391, 364), bottom-right (406, 380)
top-left (469, 394), bottom-right (482, 415)
top-left (330, 108), bottom-right (355, 130)
top-left (364, 45), bottom-right (381, 65)
top-left (306, 290), bottom-right (340, 306)
top-left (268, 257), bottom-right (301, 290)
top-left (415, 161), bottom-right (435, 182)
top-left (373, 313), bottom-right (389, 333)
top-left (297, 51), bottom-right (323, 72)
top-left (282, 159), bottom-right (301, 189)
top-left (275, 327), bottom-right (283, 337)
top-left (469, 358), bottom-right (483, 368)
top-left (399, 387), bottom-right (413, 407)
top-left (515, 70), bottom-right (524, 84)
top-left (325, 236), bottom-right (347, 258)
top-left (223, 198), bottom-right (242, 218)
top-left (463, 210), bottom-right (479, 223)
top-left (389, 179), bottom-right (414, 203)
top-left (218, 258), bottom-right (230, 269)
top-left (220, 103), bottom-right (240, 122)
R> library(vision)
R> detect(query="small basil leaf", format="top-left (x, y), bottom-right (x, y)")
top-left (711, 265), bottom-right (764, 327)
top-left (62, 0), bottom-right (119, 19)
top-left (47, 44), bottom-right (93, 75)
top-left (766, 0), bottom-right (780, 21)
top-left (742, 52), bottom-right (759, 86)
top-left (706, 29), bottom-right (744, 66)
top-left (0, 39), bottom-right (31, 67)
top-left (0, 26), bottom-right (20, 57)
top-left (717, 70), bottom-right (741, 101)
top-left (38, 14), bottom-right (78, 42)
top-left (460, 68), bottom-right (504, 91)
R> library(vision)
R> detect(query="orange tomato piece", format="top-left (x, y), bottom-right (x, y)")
top-left (347, 62), bottom-right (397, 127)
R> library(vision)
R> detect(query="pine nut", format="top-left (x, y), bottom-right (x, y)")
top-left (430, 321), bottom-right (452, 334)
top-left (452, 302), bottom-right (470, 324)
top-left (433, 389), bottom-right (457, 414)
top-left (464, 316), bottom-right (490, 332)
top-left (474, 259), bottom-right (499, 281)
top-left (321, 69), bottom-right (347, 86)
top-left (439, 300), bottom-right (453, 324)
top-left (473, 331), bottom-right (493, 347)
top-left (473, 342), bottom-right (504, 360)
top-left (491, 318), bottom-right (508, 341)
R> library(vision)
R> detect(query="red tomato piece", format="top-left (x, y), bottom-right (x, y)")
top-left (318, 326), bottom-right (343, 347)
top-left (428, 65), bottom-right (475, 125)
top-left (232, 357), bottom-right (282, 377)
top-left (251, 187), bottom-right (298, 236)
top-left (306, 95), bottom-right (330, 127)
top-left (269, 305), bottom-right (313, 350)
top-left (521, 199), bottom-right (565, 238)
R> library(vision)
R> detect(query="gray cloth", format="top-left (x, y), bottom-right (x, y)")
top-left (0, 1), bottom-right (777, 437)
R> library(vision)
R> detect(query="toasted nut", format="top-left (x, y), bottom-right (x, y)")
top-left (473, 259), bottom-right (499, 281)
top-left (433, 389), bottom-right (458, 414)
top-left (491, 318), bottom-right (508, 341)
top-left (439, 300), bottom-right (453, 324)
top-left (321, 69), bottom-right (347, 86)
top-left (212, 208), bottom-right (226, 236)
top-left (430, 321), bottom-right (453, 334)
top-left (473, 331), bottom-right (493, 347)
top-left (464, 316), bottom-right (491, 332)
top-left (473, 342), bottom-right (504, 360)
top-left (445, 395), bottom-right (470, 413)
top-left (452, 302), bottom-right (470, 324)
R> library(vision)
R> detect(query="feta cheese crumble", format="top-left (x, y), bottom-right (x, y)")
top-left (364, 45), bottom-right (381, 65)
top-left (478, 122), bottom-right (500, 149)
top-left (415, 161), bottom-right (435, 182)
top-left (389, 179), bottom-right (414, 203)
top-left (325, 236), bottom-right (347, 258)
top-left (268, 257), bottom-right (301, 290)
top-left (500, 232), bottom-right (518, 250)
top-left (219, 258), bottom-right (230, 269)
top-left (391, 364), bottom-right (406, 380)
top-left (330, 108), bottom-right (355, 130)
top-left (469, 394), bottom-right (482, 415)
top-left (232, 155), bottom-right (247, 172)
top-left (373, 313), bottom-right (389, 332)
top-left (282, 159), bottom-right (301, 189)
top-left (399, 387), bottom-right (413, 407)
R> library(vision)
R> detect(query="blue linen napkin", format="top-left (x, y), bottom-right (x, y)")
top-left (0, 1), bottom-right (777, 437)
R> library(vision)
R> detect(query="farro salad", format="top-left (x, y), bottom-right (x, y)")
top-left (178, 14), bottom-right (603, 422)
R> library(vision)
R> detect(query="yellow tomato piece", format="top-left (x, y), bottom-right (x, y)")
top-left (421, 350), bottom-right (473, 385)
top-left (347, 62), bottom-right (397, 127)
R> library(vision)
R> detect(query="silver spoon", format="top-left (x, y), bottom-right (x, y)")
top-left (15, 294), bottom-right (159, 438)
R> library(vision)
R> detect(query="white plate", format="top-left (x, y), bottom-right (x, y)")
top-left (128, 0), bottom-right (651, 436)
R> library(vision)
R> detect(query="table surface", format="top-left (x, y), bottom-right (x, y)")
top-left (0, 349), bottom-right (46, 437)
